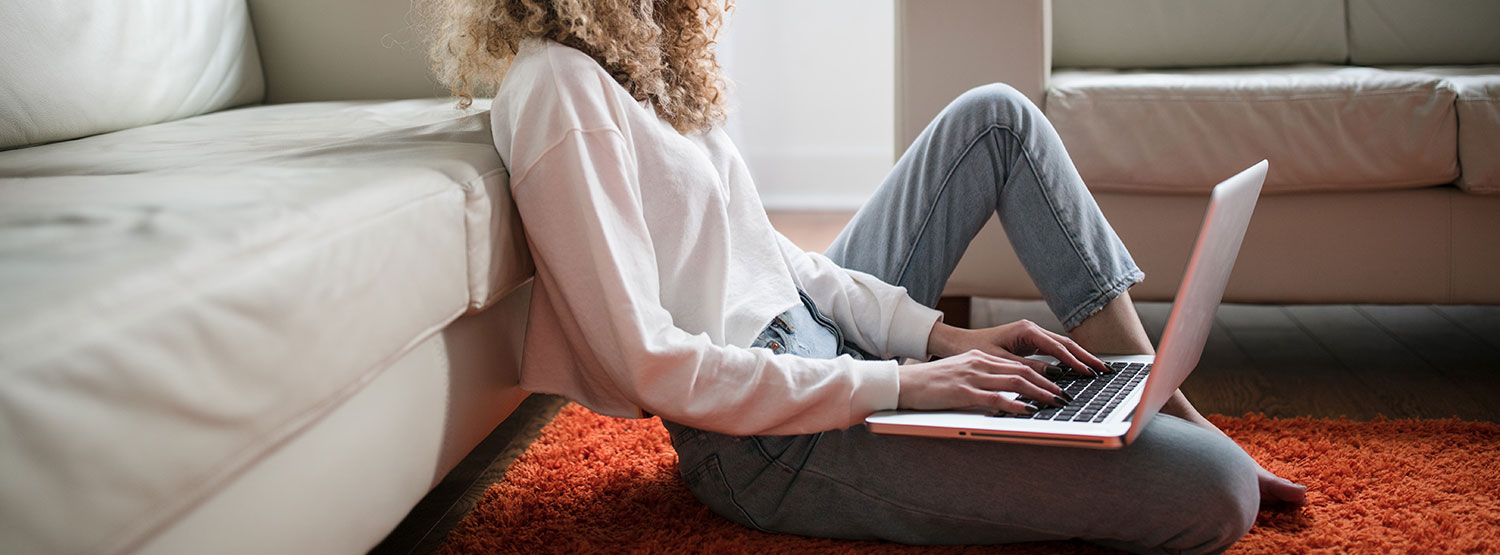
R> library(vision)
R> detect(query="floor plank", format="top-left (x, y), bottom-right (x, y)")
top-left (1356, 306), bottom-right (1500, 414)
top-left (1433, 305), bottom-right (1500, 352)
top-left (1142, 302), bottom-right (1285, 419)
top-left (1203, 305), bottom-right (1389, 419)
top-left (1285, 305), bottom-right (1489, 420)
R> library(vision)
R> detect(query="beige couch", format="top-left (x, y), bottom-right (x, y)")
top-left (0, 2), bottom-right (532, 553)
top-left (898, 0), bottom-right (1500, 306)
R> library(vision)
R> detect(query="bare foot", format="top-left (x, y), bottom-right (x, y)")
top-left (1257, 466), bottom-right (1307, 507)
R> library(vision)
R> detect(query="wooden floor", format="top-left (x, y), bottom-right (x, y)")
top-left (372, 210), bottom-right (1500, 553)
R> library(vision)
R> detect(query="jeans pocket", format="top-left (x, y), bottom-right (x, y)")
top-left (680, 454), bottom-right (769, 532)
top-left (751, 433), bottom-right (821, 473)
top-left (751, 435), bottom-right (796, 467)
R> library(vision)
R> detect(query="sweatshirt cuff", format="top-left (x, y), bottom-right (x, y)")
top-left (886, 296), bottom-right (944, 361)
top-left (849, 359), bottom-right (903, 421)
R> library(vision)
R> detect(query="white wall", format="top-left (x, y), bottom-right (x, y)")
top-left (717, 0), bottom-right (895, 211)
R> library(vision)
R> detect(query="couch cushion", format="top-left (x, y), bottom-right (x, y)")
top-left (0, 99), bottom-right (530, 554)
top-left (1348, 0), bottom-right (1500, 65)
top-left (1399, 66), bottom-right (1500, 194)
top-left (949, 187), bottom-right (1500, 304)
top-left (0, 99), bottom-right (531, 307)
top-left (1052, 0), bottom-right (1347, 69)
top-left (1045, 66), bottom-right (1459, 194)
top-left (0, 0), bottom-right (265, 149)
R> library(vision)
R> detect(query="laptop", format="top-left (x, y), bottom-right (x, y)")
top-left (865, 160), bottom-right (1268, 449)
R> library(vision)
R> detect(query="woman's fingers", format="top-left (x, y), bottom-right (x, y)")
top-left (999, 320), bottom-right (1099, 376)
top-left (964, 351), bottom-right (1065, 403)
top-left (974, 373), bottom-right (1065, 407)
top-left (1022, 330), bottom-right (1095, 376)
top-left (971, 388), bottom-right (1036, 415)
top-left (974, 351), bottom-right (1062, 393)
top-left (899, 350), bottom-right (1083, 413)
top-left (994, 350), bottom-right (1049, 373)
top-left (1044, 330), bottom-right (1111, 373)
top-left (972, 351), bottom-right (1056, 390)
top-left (1003, 357), bottom-right (1065, 397)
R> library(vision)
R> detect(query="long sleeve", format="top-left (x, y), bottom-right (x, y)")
top-left (511, 128), bottom-right (901, 436)
top-left (774, 233), bottom-right (943, 361)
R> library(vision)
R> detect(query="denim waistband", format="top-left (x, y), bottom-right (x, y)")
top-left (752, 290), bottom-right (870, 361)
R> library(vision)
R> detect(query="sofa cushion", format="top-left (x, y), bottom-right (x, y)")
top-left (1052, 0), bottom-right (1347, 69)
top-left (0, 99), bottom-right (532, 308)
top-left (949, 187), bottom-right (1500, 304)
top-left (1348, 0), bottom-right (1500, 65)
top-left (1045, 66), bottom-right (1459, 194)
top-left (0, 99), bottom-right (530, 554)
top-left (0, 0), bottom-right (265, 149)
top-left (1399, 66), bottom-right (1500, 194)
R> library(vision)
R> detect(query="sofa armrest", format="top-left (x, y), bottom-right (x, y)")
top-left (894, 0), bottom-right (1052, 158)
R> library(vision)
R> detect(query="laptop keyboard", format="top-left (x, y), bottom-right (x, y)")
top-left (993, 361), bottom-right (1151, 423)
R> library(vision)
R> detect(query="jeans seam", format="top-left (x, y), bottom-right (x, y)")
top-left (1007, 127), bottom-right (1111, 294)
top-left (893, 125), bottom-right (1000, 287)
top-left (894, 122), bottom-right (1112, 303)
top-left (702, 454), bottom-right (772, 532)
top-left (750, 437), bottom-right (797, 473)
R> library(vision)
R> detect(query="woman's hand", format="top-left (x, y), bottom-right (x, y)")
top-left (898, 350), bottom-right (1071, 414)
top-left (927, 320), bottom-right (1109, 376)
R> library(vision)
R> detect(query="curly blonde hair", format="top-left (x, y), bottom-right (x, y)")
top-left (422, 0), bottom-right (733, 134)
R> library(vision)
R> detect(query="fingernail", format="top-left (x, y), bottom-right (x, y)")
top-left (1059, 391), bottom-right (1075, 403)
top-left (1023, 404), bottom-right (1039, 414)
top-left (1044, 365), bottom-right (1066, 379)
top-left (1052, 395), bottom-right (1068, 406)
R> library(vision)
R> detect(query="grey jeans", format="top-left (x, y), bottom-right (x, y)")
top-left (663, 84), bottom-right (1260, 554)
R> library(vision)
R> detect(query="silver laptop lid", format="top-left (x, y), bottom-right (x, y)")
top-left (1125, 160), bottom-right (1266, 444)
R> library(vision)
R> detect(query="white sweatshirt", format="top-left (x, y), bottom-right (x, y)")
top-left (490, 39), bottom-right (942, 436)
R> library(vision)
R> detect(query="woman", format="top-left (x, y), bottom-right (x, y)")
top-left (425, 1), bottom-right (1306, 552)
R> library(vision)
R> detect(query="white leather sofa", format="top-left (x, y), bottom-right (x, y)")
top-left (0, 2), bottom-right (533, 553)
top-left (898, 0), bottom-right (1500, 306)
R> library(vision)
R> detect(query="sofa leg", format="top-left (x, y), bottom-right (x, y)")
top-left (936, 296), bottom-right (972, 329)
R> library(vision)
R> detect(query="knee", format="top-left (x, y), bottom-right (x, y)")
top-left (945, 83), bottom-right (1041, 124)
top-left (1170, 434), bottom-right (1261, 553)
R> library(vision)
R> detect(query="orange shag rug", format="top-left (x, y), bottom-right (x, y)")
top-left (439, 404), bottom-right (1500, 554)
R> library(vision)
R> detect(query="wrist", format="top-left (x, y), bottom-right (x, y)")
top-left (925, 322), bottom-right (969, 359)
